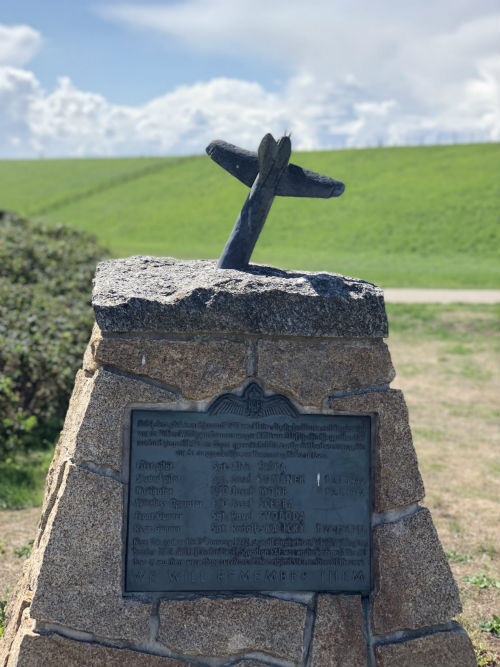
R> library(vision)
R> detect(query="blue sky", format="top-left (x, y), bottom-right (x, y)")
top-left (1, 0), bottom-right (285, 104)
top-left (1, 0), bottom-right (498, 158)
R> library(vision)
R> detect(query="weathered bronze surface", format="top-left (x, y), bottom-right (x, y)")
top-left (207, 134), bottom-right (345, 270)
top-left (125, 384), bottom-right (371, 593)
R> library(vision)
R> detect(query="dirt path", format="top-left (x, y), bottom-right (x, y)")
top-left (0, 507), bottom-right (41, 598)
top-left (383, 288), bottom-right (499, 303)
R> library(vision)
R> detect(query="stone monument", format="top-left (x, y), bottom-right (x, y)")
top-left (0, 135), bottom-right (475, 667)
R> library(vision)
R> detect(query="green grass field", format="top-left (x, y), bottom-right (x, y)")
top-left (1, 143), bottom-right (498, 287)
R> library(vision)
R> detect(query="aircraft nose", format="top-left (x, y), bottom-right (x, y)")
top-left (331, 180), bottom-right (345, 197)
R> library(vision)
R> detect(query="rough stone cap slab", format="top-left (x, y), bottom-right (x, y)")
top-left (92, 256), bottom-right (388, 337)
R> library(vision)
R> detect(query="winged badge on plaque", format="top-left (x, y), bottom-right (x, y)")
top-left (209, 382), bottom-right (298, 418)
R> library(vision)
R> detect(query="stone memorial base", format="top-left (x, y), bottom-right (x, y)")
top-left (0, 258), bottom-right (475, 667)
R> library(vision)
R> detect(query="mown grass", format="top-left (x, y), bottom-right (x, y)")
top-left (0, 143), bottom-right (498, 287)
top-left (386, 303), bottom-right (500, 343)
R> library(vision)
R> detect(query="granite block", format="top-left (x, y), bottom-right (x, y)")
top-left (310, 594), bottom-right (366, 667)
top-left (29, 465), bottom-right (151, 643)
top-left (158, 597), bottom-right (306, 661)
top-left (82, 323), bottom-right (102, 374)
top-left (374, 628), bottom-right (476, 667)
top-left (93, 336), bottom-right (248, 399)
top-left (9, 631), bottom-right (187, 667)
top-left (372, 508), bottom-right (462, 635)
top-left (257, 339), bottom-right (394, 406)
top-left (93, 257), bottom-right (388, 338)
top-left (59, 368), bottom-right (176, 474)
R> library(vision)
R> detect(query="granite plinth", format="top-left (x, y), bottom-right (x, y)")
top-left (92, 257), bottom-right (387, 338)
top-left (1, 256), bottom-right (474, 667)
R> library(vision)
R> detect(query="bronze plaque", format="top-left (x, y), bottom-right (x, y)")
top-left (125, 383), bottom-right (371, 593)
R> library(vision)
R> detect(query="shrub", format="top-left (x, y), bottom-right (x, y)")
top-left (0, 211), bottom-right (109, 457)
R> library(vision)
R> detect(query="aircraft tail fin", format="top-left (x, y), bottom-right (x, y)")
top-left (258, 133), bottom-right (291, 183)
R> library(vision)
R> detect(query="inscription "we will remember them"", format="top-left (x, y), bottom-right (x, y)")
top-left (125, 383), bottom-right (372, 593)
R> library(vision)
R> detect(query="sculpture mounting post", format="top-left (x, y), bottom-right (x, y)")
top-left (206, 133), bottom-right (345, 270)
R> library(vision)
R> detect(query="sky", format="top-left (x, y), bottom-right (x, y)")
top-left (0, 0), bottom-right (498, 158)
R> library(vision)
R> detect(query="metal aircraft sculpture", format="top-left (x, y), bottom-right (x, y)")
top-left (206, 133), bottom-right (345, 270)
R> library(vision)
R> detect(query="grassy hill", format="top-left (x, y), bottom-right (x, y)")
top-left (0, 143), bottom-right (498, 288)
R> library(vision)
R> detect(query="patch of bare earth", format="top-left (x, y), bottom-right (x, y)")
top-left (0, 507), bottom-right (41, 599)
top-left (390, 334), bottom-right (500, 663)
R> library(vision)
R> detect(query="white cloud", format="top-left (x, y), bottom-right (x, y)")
top-left (0, 24), bottom-right (42, 67)
top-left (0, 67), bottom-right (41, 152)
top-left (93, 0), bottom-right (500, 147)
top-left (1, 61), bottom-right (498, 158)
top-left (1, 71), bottom-right (288, 157)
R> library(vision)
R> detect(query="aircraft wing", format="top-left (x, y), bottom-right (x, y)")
top-left (206, 140), bottom-right (258, 188)
top-left (206, 140), bottom-right (344, 198)
top-left (280, 162), bottom-right (345, 198)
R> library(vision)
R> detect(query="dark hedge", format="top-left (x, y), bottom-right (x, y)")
top-left (0, 211), bottom-right (109, 457)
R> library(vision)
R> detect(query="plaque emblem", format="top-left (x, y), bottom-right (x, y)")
top-left (209, 382), bottom-right (298, 418)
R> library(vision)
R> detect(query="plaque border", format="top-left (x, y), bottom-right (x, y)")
top-left (121, 381), bottom-right (376, 599)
